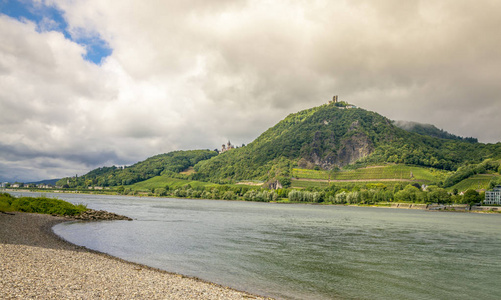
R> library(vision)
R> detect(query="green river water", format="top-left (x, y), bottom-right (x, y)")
top-left (14, 192), bottom-right (500, 299)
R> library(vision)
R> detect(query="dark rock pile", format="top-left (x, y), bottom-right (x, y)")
top-left (70, 209), bottom-right (133, 221)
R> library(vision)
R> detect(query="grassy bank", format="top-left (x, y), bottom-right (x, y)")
top-left (0, 192), bottom-right (86, 216)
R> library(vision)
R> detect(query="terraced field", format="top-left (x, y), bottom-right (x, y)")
top-left (131, 164), bottom-right (480, 192)
top-left (449, 174), bottom-right (500, 192)
top-left (290, 179), bottom-right (410, 190)
top-left (291, 180), bottom-right (330, 189)
top-left (292, 165), bottom-right (449, 182)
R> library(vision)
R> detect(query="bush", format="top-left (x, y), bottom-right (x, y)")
top-left (333, 191), bottom-right (347, 204)
top-left (244, 190), bottom-right (277, 202)
top-left (174, 189), bottom-right (187, 197)
top-left (7, 194), bottom-right (87, 216)
top-left (154, 188), bottom-right (168, 196)
top-left (222, 191), bottom-right (236, 200)
top-left (0, 193), bottom-right (15, 211)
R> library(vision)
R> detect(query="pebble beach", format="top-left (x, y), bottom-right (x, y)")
top-left (0, 212), bottom-right (270, 299)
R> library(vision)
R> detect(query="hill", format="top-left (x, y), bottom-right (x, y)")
top-left (193, 104), bottom-right (399, 182)
top-left (25, 178), bottom-right (60, 185)
top-left (57, 150), bottom-right (217, 188)
top-left (193, 103), bottom-right (501, 183)
top-left (393, 120), bottom-right (478, 143)
top-left (58, 102), bottom-right (501, 189)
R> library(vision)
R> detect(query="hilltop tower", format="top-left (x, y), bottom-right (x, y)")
top-left (329, 95), bottom-right (339, 104)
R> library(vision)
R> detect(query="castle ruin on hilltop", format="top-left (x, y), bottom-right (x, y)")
top-left (328, 95), bottom-right (357, 109)
top-left (329, 95), bottom-right (339, 104)
top-left (221, 141), bottom-right (234, 153)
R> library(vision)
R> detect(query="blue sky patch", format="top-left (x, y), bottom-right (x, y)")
top-left (0, 0), bottom-right (111, 64)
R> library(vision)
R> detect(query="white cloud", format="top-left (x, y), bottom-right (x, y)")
top-left (1, 0), bottom-right (501, 181)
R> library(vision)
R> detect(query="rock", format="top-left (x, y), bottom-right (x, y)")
top-left (69, 209), bottom-right (133, 221)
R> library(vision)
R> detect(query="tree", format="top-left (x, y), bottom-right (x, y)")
top-left (278, 177), bottom-right (291, 188)
top-left (394, 185), bottom-right (423, 203)
top-left (489, 179), bottom-right (498, 190)
top-left (463, 189), bottom-right (481, 205)
top-left (411, 182), bottom-right (421, 190)
top-left (393, 184), bottom-right (404, 194)
top-left (117, 186), bottom-right (125, 194)
top-left (428, 188), bottom-right (450, 204)
top-left (155, 188), bottom-right (168, 196)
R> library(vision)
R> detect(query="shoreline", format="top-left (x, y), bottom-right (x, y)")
top-left (0, 212), bottom-right (271, 299)
top-left (6, 189), bottom-right (500, 215)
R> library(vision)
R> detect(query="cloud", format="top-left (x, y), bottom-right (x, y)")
top-left (1, 0), bottom-right (501, 181)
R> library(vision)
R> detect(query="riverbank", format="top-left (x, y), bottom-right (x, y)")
top-left (0, 212), bottom-right (270, 299)
top-left (6, 188), bottom-right (500, 216)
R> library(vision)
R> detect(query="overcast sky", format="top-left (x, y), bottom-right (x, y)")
top-left (1, 0), bottom-right (501, 182)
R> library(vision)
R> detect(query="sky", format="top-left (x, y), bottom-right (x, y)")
top-left (1, 0), bottom-right (501, 182)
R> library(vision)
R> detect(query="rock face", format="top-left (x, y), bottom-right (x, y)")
top-left (307, 130), bottom-right (375, 169)
top-left (70, 209), bottom-right (132, 221)
top-left (267, 180), bottom-right (283, 190)
top-left (335, 132), bottom-right (374, 167)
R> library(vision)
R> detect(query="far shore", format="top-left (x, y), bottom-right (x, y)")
top-left (0, 212), bottom-right (271, 299)
top-left (6, 188), bottom-right (501, 215)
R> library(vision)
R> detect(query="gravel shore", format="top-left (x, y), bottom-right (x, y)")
top-left (0, 212), bottom-right (271, 299)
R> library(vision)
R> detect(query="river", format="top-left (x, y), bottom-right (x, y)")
top-left (11, 192), bottom-right (501, 299)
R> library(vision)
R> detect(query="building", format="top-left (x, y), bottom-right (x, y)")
top-left (484, 185), bottom-right (501, 205)
top-left (221, 141), bottom-right (235, 153)
top-left (36, 184), bottom-right (53, 189)
top-left (329, 95), bottom-right (339, 104)
top-left (328, 95), bottom-right (356, 109)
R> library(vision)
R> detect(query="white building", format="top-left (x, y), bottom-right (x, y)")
top-left (484, 185), bottom-right (501, 205)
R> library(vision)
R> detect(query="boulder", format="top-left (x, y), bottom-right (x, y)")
top-left (69, 209), bottom-right (132, 221)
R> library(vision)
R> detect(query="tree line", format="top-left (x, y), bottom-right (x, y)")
top-left (116, 182), bottom-right (485, 206)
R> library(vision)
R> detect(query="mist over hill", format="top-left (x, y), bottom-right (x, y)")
top-left (393, 120), bottom-right (478, 143)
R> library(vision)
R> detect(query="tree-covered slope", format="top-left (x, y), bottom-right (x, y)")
top-left (194, 104), bottom-right (400, 182)
top-left (393, 120), bottom-right (478, 143)
top-left (57, 150), bottom-right (217, 188)
top-left (194, 103), bottom-right (501, 183)
top-left (58, 103), bottom-right (501, 187)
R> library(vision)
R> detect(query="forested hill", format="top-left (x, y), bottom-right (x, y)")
top-left (193, 103), bottom-right (501, 183)
top-left (194, 104), bottom-right (398, 182)
top-left (393, 120), bottom-right (478, 143)
top-left (57, 150), bottom-right (217, 188)
top-left (59, 102), bottom-right (501, 187)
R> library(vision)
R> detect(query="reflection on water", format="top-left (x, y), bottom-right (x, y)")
top-left (13, 192), bottom-right (501, 300)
